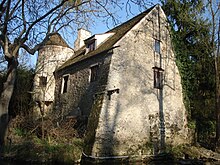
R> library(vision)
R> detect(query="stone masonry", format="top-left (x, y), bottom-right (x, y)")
top-left (39, 4), bottom-right (190, 160)
top-left (33, 34), bottom-right (74, 117)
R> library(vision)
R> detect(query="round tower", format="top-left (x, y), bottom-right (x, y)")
top-left (32, 33), bottom-right (74, 117)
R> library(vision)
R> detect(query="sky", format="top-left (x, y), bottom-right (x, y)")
top-left (29, 0), bottom-right (161, 68)
top-left (89, 0), bottom-right (160, 35)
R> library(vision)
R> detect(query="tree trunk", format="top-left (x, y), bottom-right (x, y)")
top-left (215, 18), bottom-right (220, 151)
top-left (0, 57), bottom-right (17, 152)
top-left (215, 73), bottom-right (220, 149)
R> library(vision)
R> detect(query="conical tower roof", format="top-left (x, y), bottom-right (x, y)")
top-left (44, 33), bottom-right (70, 48)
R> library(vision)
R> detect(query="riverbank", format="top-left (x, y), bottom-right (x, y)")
top-left (2, 142), bottom-right (220, 164)
top-left (2, 115), bottom-right (220, 164)
top-left (1, 136), bottom-right (83, 164)
top-left (1, 113), bottom-right (86, 164)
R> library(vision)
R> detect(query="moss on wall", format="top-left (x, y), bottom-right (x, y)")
top-left (83, 94), bottom-right (105, 155)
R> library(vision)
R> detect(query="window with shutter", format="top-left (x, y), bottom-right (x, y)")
top-left (153, 67), bottom-right (164, 89)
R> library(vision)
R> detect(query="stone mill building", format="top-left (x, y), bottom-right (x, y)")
top-left (33, 4), bottom-right (189, 160)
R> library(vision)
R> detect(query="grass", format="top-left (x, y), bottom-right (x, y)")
top-left (3, 136), bottom-right (84, 164)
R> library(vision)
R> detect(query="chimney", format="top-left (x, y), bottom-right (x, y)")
top-left (74, 28), bottom-right (91, 50)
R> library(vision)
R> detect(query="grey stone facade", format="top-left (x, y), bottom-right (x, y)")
top-left (54, 51), bottom-right (112, 118)
top-left (33, 34), bottom-right (73, 117)
top-left (42, 4), bottom-right (189, 160)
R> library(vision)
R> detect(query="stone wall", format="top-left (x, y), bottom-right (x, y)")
top-left (33, 45), bottom-right (73, 116)
top-left (86, 6), bottom-right (188, 158)
top-left (53, 5), bottom-right (189, 160)
top-left (54, 52), bottom-right (112, 118)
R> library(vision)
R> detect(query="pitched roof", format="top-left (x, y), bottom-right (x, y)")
top-left (44, 33), bottom-right (70, 48)
top-left (57, 5), bottom-right (156, 71)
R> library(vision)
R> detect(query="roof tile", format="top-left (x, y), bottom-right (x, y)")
top-left (57, 5), bottom-right (155, 71)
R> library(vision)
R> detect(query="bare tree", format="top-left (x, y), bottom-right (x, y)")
top-left (0, 0), bottom-right (153, 149)
top-left (207, 0), bottom-right (220, 150)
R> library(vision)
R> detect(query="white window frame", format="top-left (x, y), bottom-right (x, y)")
top-left (61, 74), bottom-right (69, 94)
top-left (89, 63), bottom-right (99, 82)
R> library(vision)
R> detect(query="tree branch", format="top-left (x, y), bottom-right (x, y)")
top-left (50, 5), bottom-right (77, 32)
top-left (8, 0), bottom-right (21, 20)
top-left (21, 32), bottom-right (55, 55)
top-left (22, 0), bottom-right (68, 43)
top-left (0, 0), bottom-right (7, 19)
top-left (22, 0), bottom-right (92, 54)
top-left (0, 0), bottom-right (7, 10)
top-left (95, 0), bottom-right (118, 26)
top-left (2, 0), bottom-right (11, 35)
top-left (19, 0), bottom-right (26, 39)
top-left (3, 36), bottom-right (12, 59)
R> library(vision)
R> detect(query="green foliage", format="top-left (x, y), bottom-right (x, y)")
top-left (14, 128), bottom-right (27, 137)
top-left (4, 135), bottom-right (84, 163)
top-left (4, 112), bottom-right (85, 163)
top-left (9, 66), bottom-right (34, 117)
top-left (187, 120), bottom-right (196, 129)
top-left (161, 0), bottom-right (215, 146)
top-left (165, 144), bottom-right (185, 159)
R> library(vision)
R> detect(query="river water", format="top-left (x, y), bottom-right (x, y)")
top-left (0, 160), bottom-right (37, 165)
top-left (0, 160), bottom-right (207, 165)
top-left (0, 159), bottom-right (219, 164)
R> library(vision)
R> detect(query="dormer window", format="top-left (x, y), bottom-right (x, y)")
top-left (87, 41), bottom-right (96, 52)
top-left (85, 37), bottom-right (96, 53)
top-left (84, 33), bottom-right (115, 53)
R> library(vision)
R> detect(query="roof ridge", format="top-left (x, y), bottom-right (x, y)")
top-left (57, 4), bottom-right (157, 72)
top-left (107, 5), bottom-right (156, 33)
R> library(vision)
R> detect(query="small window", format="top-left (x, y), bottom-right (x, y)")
top-left (87, 42), bottom-right (96, 52)
top-left (39, 76), bottom-right (47, 87)
top-left (155, 40), bottom-right (160, 54)
top-left (90, 65), bottom-right (99, 82)
top-left (62, 75), bottom-right (69, 93)
top-left (153, 67), bottom-right (164, 89)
